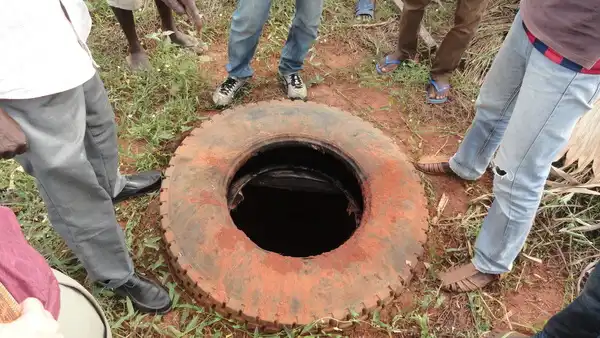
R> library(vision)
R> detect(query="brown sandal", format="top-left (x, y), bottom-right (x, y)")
top-left (413, 157), bottom-right (455, 176)
top-left (439, 263), bottom-right (499, 293)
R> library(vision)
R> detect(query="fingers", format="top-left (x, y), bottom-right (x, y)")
top-left (20, 298), bottom-right (61, 333)
top-left (43, 309), bottom-right (54, 320)
top-left (0, 142), bottom-right (27, 159)
top-left (162, 0), bottom-right (185, 14)
top-left (179, 0), bottom-right (203, 31)
top-left (1, 298), bottom-right (63, 338)
top-left (20, 298), bottom-right (45, 314)
top-left (187, 10), bottom-right (204, 31)
top-left (179, 0), bottom-right (197, 9)
top-left (160, 0), bottom-right (203, 32)
top-left (16, 142), bottom-right (28, 155)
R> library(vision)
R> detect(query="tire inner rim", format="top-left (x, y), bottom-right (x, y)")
top-left (226, 140), bottom-right (365, 258)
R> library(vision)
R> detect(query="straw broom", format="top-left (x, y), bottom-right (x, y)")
top-left (0, 282), bottom-right (20, 323)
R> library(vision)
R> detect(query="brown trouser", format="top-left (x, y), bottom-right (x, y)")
top-left (396, 0), bottom-right (489, 82)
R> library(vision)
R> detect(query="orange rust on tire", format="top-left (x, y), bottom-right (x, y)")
top-left (160, 101), bottom-right (428, 332)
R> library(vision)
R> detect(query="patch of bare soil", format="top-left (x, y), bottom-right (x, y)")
top-left (313, 42), bottom-right (368, 70)
top-left (118, 138), bottom-right (147, 173)
top-left (499, 263), bottom-right (566, 332)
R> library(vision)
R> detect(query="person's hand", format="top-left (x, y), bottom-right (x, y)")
top-left (0, 298), bottom-right (63, 338)
top-left (0, 107), bottom-right (27, 159)
top-left (160, 0), bottom-right (203, 30)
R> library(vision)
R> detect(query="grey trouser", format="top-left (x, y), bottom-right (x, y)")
top-left (0, 73), bottom-right (134, 288)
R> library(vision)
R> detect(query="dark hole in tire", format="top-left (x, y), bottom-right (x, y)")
top-left (227, 141), bottom-right (364, 258)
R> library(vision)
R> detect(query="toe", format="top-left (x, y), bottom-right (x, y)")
top-left (126, 54), bottom-right (151, 71)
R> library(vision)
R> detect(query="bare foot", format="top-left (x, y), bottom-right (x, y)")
top-left (376, 52), bottom-right (403, 74)
top-left (126, 51), bottom-right (151, 71)
top-left (168, 31), bottom-right (207, 54)
top-left (427, 78), bottom-right (450, 102)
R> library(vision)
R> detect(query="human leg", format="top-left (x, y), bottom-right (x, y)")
top-left (81, 73), bottom-right (161, 202)
top-left (375, 0), bottom-right (430, 74)
top-left (427, 0), bottom-right (489, 101)
top-left (416, 13), bottom-right (532, 179)
top-left (429, 12), bottom-right (599, 292)
top-left (1, 85), bottom-right (134, 288)
top-left (2, 78), bottom-right (171, 313)
top-left (278, 0), bottom-right (324, 76)
top-left (226, 0), bottom-right (272, 79)
top-left (448, 12), bottom-right (532, 180)
top-left (277, 0), bottom-right (324, 100)
top-left (108, 0), bottom-right (149, 70)
top-left (82, 73), bottom-right (127, 199)
top-left (472, 50), bottom-right (600, 275)
top-left (213, 0), bottom-right (272, 106)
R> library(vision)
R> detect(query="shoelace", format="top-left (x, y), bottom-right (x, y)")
top-left (220, 78), bottom-right (239, 95)
top-left (289, 74), bottom-right (303, 89)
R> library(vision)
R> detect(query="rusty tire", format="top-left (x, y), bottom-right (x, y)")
top-left (160, 101), bottom-right (428, 332)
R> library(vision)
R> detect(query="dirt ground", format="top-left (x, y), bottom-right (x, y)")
top-left (0, 1), bottom-right (575, 337)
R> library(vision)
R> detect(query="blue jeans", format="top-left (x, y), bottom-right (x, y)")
top-left (226, 0), bottom-right (324, 78)
top-left (449, 12), bottom-right (600, 274)
top-left (533, 266), bottom-right (600, 338)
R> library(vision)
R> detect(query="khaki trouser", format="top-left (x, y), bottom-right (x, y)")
top-left (396, 0), bottom-right (490, 81)
top-left (53, 270), bottom-right (112, 338)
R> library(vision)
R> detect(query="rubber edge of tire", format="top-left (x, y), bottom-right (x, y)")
top-left (159, 100), bottom-right (428, 333)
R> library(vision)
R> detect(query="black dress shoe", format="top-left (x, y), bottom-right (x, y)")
top-left (113, 170), bottom-right (162, 203)
top-left (113, 274), bottom-right (172, 314)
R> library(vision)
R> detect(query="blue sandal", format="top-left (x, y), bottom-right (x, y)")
top-left (426, 78), bottom-right (450, 104)
top-left (356, 0), bottom-right (375, 20)
top-left (375, 55), bottom-right (403, 75)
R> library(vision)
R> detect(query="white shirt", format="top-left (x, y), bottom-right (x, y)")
top-left (0, 0), bottom-right (96, 99)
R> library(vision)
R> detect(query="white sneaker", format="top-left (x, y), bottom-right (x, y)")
top-left (213, 77), bottom-right (249, 107)
top-left (280, 73), bottom-right (307, 101)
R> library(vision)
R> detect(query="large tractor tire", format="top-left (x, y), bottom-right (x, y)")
top-left (160, 101), bottom-right (427, 332)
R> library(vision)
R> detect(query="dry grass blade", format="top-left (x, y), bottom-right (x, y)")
top-left (547, 187), bottom-right (600, 196)
top-left (432, 193), bottom-right (449, 225)
top-left (565, 218), bottom-right (600, 233)
top-left (577, 259), bottom-right (598, 295)
top-left (545, 165), bottom-right (600, 196)
top-left (352, 17), bottom-right (396, 28)
top-left (550, 166), bottom-right (581, 185)
top-left (546, 181), bottom-right (600, 190)
top-left (521, 253), bottom-right (542, 264)
top-left (558, 100), bottom-right (600, 182)
top-left (460, 0), bottom-right (519, 84)
top-left (437, 193), bottom-right (449, 216)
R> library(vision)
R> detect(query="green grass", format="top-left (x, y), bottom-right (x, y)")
top-left (3, 0), bottom-right (600, 337)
